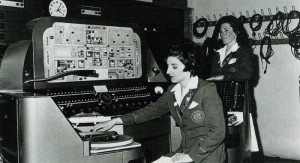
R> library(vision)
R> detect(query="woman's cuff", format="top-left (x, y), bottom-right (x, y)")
top-left (120, 113), bottom-right (136, 125)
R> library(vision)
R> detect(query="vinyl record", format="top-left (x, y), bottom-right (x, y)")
top-left (80, 131), bottom-right (118, 138)
top-left (89, 134), bottom-right (134, 148)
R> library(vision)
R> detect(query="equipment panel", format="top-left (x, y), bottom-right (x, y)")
top-left (43, 22), bottom-right (142, 82)
top-left (39, 83), bottom-right (168, 117)
top-left (214, 81), bottom-right (246, 112)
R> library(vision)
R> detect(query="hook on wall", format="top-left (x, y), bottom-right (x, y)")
top-left (207, 15), bottom-right (211, 22)
top-left (258, 33), bottom-right (262, 40)
top-left (239, 11), bottom-right (243, 16)
top-left (279, 32), bottom-right (284, 39)
top-left (261, 9), bottom-right (264, 16)
top-left (213, 14), bottom-right (217, 21)
top-left (219, 14), bottom-right (223, 19)
top-left (272, 35), bottom-right (278, 40)
top-left (292, 6), bottom-right (296, 10)
top-left (284, 7), bottom-right (288, 14)
top-left (246, 11), bottom-right (250, 17)
top-left (268, 8), bottom-right (272, 15)
top-left (253, 10), bottom-right (256, 14)
top-left (276, 7), bottom-right (280, 13)
top-left (263, 31), bottom-right (267, 37)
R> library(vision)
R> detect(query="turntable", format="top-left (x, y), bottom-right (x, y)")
top-left (69, 115), bottom-right (141, 153)
top-left (80, 131), bottom-right (141, 154)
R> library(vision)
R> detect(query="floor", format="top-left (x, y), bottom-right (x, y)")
top-left (251, 153), bottom-right (300, 163)
top-left (1, 145), bottom-right (299, 163)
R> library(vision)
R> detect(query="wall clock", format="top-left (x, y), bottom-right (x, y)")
top-left (49, 0), bottom-right (68, 17)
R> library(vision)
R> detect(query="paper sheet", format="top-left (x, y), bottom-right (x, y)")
top-left (152, 156), bottom-right (173, 163)
top-left (250, 113), bottom-right (259, 152)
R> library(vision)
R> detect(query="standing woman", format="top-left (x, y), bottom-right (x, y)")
top-left (207, 16), bottom-right (260, 156)
top-left (93, 40), bottom-right (226, 163)
top-left (207, 16), bottom-right (254, 81)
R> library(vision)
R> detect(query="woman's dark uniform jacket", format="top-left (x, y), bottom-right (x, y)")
top-left (210, 46), bottom-right (254, 80)
top-left (120, 78), bottom-right (226, 163)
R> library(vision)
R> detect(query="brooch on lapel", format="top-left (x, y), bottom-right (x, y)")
top-left (174, 102), bottom-right (178, 106)
top-left (183, 91), bottom-right (194, 108)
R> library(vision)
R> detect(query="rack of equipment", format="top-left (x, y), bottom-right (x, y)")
top-left (215, 80), bottom-right (252, 163)
top-left (0, 17), bottom-right (170, 163)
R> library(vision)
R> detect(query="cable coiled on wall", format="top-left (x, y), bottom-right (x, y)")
top-left (265, 11), bottom-right (285, 37)
top-left (260, 36), bottom-right (274, 74)
top-left (250, 14), bottom-right (263, 38)
top-left (193, 17), bottom-right (209, 38)
top-left (289, 32), bottom-right (300, 60)
top-left (281, 10), bottom-right (300, 37)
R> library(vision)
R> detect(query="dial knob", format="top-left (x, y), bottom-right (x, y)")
top-left (99, 93), bottom-right (112, 105)
top-left (154, 86), bottom-right (164, 95)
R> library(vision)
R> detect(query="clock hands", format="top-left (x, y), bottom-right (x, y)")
top-left (57, 10), bottom-right (63, 15)
top-left (56, 3), bottom-right (64, 15)
top-left (56, 3), bottom-right (62, 12)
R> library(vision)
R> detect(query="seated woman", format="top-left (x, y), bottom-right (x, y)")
top-left (93, 40), bottom-right (226, 163)
top-left (207, 15), bottom-right (255, 81)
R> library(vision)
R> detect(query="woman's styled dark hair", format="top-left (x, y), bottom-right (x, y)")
top-left (212, 15), bottom-right (250, 50)
top-left (167, 40), bottom-right (198, 76)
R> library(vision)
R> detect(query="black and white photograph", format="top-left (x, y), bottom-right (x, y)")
top-left (0, 0), bottom-right (299, 162)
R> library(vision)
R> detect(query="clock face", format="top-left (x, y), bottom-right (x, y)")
top-left (49, 0), bottom-right (67, 17)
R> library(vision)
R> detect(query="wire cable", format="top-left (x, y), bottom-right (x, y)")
top-left (289, 32), bottom-right (300, 60)
top-left (281, 10), bottom-right (300, 37)
top-left (260, 36), bottom-right (274, 74)
top-left (290, 46), bottom-right (300, 60)
top-left (250, 14), bottom-right (263, 38)
top-left (193, 17), bottom-right (209, 38)
top-left (265, 11), bottom-right (285, 37)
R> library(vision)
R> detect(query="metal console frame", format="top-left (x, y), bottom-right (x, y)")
top-left (0, 92), bottom-right (144, 163)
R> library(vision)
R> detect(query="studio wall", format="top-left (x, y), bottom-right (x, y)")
top-left (188, 0), bottom-right (300, 160)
